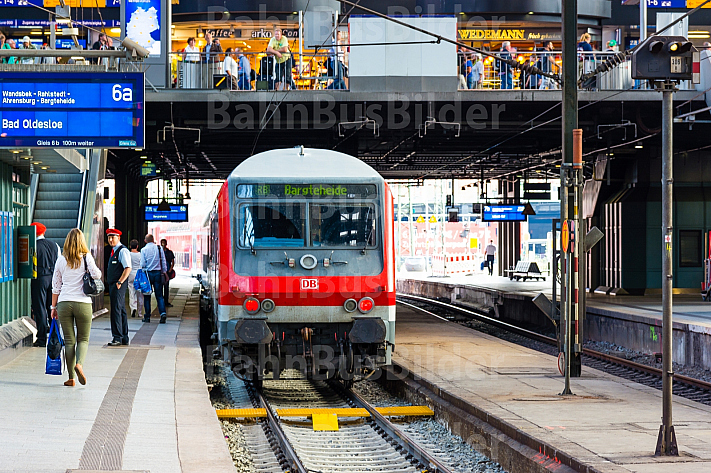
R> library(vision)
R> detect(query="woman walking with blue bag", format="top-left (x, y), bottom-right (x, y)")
top-left (51, 229), bottom-right (102, 387)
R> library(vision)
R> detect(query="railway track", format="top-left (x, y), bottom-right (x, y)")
top-left (397, 293), bottom-right (711, 406)
top-left (252, 370), bottom-right (453, 473)
top-left (220, 368), bottom-right (461, 473)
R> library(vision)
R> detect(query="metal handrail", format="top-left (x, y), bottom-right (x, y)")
top-left (0, 49), bottom-right (127, 59)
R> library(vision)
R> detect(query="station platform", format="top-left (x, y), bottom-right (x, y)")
top-left (399, 271), bottom-right (711, 328)
top-left (0, 277), bottom-right (234, 473)
top-left (393, 304), bottom-right (711, 472)
top-left (397, 273), bottom-right (711, 370)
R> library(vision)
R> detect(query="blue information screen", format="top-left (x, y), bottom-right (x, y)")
top-left (145, 205), bottom-right (188, 222)
top-left (646, 0), bottom-right (686, 7)
top-left (0, 72), bottom-right (144, 148)
top-left (482, 205), bottom-right (527, 222)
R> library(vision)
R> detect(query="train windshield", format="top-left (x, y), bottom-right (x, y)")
top-left (239, 203), bottom-right (306, 248)
top-left (309, 204), bottom-right (376, 247)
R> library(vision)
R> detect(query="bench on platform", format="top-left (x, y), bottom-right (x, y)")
top-left (505, 261), bottom-right (546, 282)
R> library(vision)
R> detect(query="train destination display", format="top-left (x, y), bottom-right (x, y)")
top-left (237, 184), bottom-right (377, 199)
top-left (482, 205), bottom-right (527, 222)
top-left (0, 72), bottom-right (144, 148)
top-left (144, 205), bottom-right (188, 222)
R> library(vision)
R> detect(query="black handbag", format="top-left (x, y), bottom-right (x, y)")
top-left (47, 319), bottom-right (64, 360)
top-left (82, 254), bottom-right (104, 296)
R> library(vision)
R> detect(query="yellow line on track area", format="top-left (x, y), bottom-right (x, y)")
top-left (215, 406), bottom-right (434, 419)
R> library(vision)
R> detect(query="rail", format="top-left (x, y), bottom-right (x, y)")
top-left (397, 294), bottom-right (711, 400)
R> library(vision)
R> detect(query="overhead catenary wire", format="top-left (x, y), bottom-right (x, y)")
top-left (249, 0), bottom-right (357, 156)
top-left (417, 87), bottom-right (636, 179)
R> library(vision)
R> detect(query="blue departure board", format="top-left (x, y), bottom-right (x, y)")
top-left (482, 205), bottom-right (527, 222)
top-left (646, 0), bottom-right (686, 7)
top-left (144, 205), bottom-right (188, 222)
top-left (0, 72), bottom-right (144, 148)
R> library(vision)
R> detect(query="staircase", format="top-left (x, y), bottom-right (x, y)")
top-left (33, 173), bottom-right (85, 248)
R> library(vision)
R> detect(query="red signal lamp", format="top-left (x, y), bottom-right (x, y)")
top-left (358, 297), bottom-right (374, 314)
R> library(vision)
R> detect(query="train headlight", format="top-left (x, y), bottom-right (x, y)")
top-left (357, 297), bottom-right (374, 314)
top-left (343, 298), bottom-right (357, 313)
top-left (300, 254), bottom-right (318, 270)
top-left (243, 297), bottom-right (260, 314)
top-left (261, 298), bottom-right (276, 313)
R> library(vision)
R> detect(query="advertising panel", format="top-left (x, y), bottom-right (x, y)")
top-left (124, 0), bottom-right (161, 56)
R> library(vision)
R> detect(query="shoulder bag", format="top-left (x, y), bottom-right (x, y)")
top-left (159, 247), bottom-right (169, 285)
top-left (82, 254), bottom-right (105, 296)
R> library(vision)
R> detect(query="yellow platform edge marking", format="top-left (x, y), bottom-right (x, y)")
top-left (312, 413), bottom-right (339, 431)
top-left (216, 408), bottom-right (268, 418)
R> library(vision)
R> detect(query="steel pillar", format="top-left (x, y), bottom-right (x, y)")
top-left (655, 81), bottom-right (679, 456)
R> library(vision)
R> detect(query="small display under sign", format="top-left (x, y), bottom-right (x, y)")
top-left (237, 184), bottom-right (377, 199)
top-left (482, 205), bottom-right (527, 222)
top-left (144, 205), bottom-right (188, 222)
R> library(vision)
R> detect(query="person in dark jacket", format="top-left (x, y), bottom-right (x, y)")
top-left (30, 222), bottom-right (60, 347)
top-left (106, 229), bottom-right (132, 346)
top-left (160, 239), bottom-right (175, 307)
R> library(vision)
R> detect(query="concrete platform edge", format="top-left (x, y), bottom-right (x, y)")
top-left (380, 364), bottom-right (602, 473)
top-left (174, 316), bottom-right (236, 473)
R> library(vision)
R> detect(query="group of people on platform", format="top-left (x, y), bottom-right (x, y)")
top-left (30, 223), bottom-right (175, 387)
top-left (179, 27), bottom-right (347, 91)
top-left (458, 34), bottom-right (625, 90)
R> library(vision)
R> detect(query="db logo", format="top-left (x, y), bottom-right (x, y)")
top-left (300, 279), bottom-right (319, 290)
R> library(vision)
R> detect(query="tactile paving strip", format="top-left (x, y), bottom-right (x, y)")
top-left (76, 321), bottom-right (157, 470)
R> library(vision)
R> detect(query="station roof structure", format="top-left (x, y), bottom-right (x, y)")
top-left (113, 89), bottom-right (709, 182)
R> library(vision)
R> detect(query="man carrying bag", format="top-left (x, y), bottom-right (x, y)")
top-left (140, 234), bottom-right (168, 324)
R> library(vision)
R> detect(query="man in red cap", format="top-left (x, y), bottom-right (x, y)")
top-left (30, 222), bottom-right (60, 347)
top-left (106, 228), bottom-right (132, 346)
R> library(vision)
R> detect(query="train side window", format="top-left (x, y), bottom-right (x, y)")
top-left (309, 203), bottom-right (376, 247)
top-left (239, 203), bottom-right (306, 248)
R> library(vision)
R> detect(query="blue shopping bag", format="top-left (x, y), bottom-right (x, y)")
top-left (45, 319), bottom-right (64, 376)
top-left (134, 269), bottom-right (152, 295)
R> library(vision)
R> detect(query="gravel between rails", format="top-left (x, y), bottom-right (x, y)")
top-left (353, 380), bottom-right (508, 473)
top-left (210, 362), bottom-right (507, 473)
top-left (209, 364), bottom-right (282, 473)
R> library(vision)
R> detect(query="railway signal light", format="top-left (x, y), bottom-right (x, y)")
top-left (446, 194), bottom-right (453, 207)
top-left (632, 35), bottom-right (699, 83)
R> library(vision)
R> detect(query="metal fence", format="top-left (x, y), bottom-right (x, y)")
top-left (456, 50), bottom-right (695, 91)
top-left (170, 50), bottom-right (348, 91)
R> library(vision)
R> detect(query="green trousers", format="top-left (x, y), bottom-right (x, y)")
top-left (57, 301), bottom-right (93, 379)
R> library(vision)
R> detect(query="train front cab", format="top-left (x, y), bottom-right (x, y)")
top-left (212, 173), bottom-right (395, 383)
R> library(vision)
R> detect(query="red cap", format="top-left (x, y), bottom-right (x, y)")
top-left (30, 222), bottom-right (46, 235)
top-left (106, 228), bottom-right (122, 236)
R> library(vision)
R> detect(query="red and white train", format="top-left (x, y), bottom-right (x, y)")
top-left (199, 147), bottom-right (395, 385)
